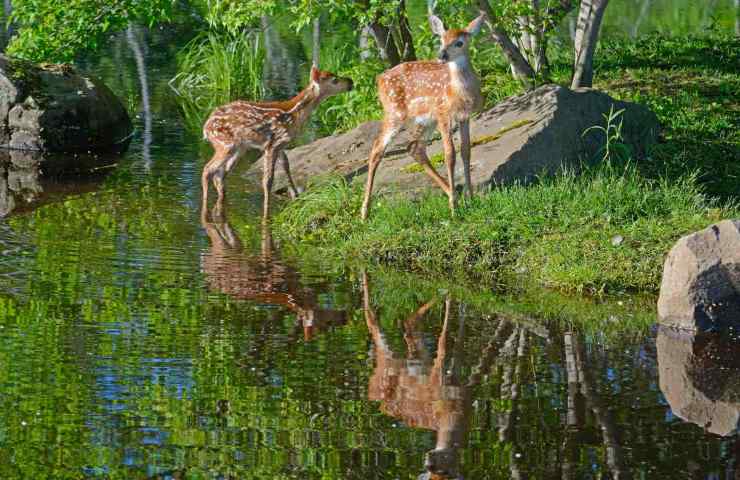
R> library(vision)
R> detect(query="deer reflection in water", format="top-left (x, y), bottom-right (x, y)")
top-left (200, 209), bottom-right (346, 341)
top-left (361, 272), bottom-right (527, 480)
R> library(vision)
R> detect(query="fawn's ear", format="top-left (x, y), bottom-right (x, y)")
top-left (310, 65), bottom-right (320, 83)
top-left (429, 15), bottom-right (445, 37)
top-left (465, 13), bottom-right (486, 36)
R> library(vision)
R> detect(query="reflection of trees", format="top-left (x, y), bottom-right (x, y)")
top-left (261, 15), bottom-right (303, 100)
top-left (126, 25), bottom-right (153, 169)
top-left (362, 272), bottom-right (539, 479)
top-left (562, 331), bottom-right (630, 479)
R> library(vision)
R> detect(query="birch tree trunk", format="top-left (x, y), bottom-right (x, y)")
top-left (359, 25), bottom-right (373, 60)
top-left (571, 0), bottom-right (610, 89)
top-left (478, 0), bottom-right (537, 88)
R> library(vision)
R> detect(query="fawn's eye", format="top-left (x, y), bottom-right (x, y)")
top-left (455, 40), bottom-right (464, 47)
top-left (332, 78), bottom-right (339, 84)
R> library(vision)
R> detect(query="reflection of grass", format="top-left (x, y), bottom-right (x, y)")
top-left (401, 119), bottom-right (535, 174)
top-left (169, 32), bottom-right (265, 132)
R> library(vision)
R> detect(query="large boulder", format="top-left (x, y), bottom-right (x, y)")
top-left (0, 55), bottom-right (132, 152)
top-left (657, 327), bottom-right (740, 436)
top-left (248, 84), bottom-right (658, 195)
top-left (658, 220), bottom-right (740, 332)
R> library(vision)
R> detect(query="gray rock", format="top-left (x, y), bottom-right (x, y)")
top-left (247, 84), bottom-right (659, 195)
top-left (0, 55), bottom-right (132, 152)
top-left (657, 327), bottom-right (740, 436)
top-left (658, 220), bottom-right (740, 331)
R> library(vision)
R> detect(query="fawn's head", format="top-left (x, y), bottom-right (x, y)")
top-left (429, 12), bottom-right (486, 63)
top-left (310, 66), bottom-right (353, 99)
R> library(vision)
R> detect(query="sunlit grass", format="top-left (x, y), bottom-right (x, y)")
top-left (169, 31), bottom-right (265, 132)
top-left (275, 162), bottom-right (736, 294)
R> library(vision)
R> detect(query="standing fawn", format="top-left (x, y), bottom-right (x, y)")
top-left (361, 12), bottom-right (486, 220)
top-left (202, 66), bottom-right (353, 218)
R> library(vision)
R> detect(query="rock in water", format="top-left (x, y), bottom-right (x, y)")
top-left (0, 55), bottom-right (132, 152)
top-left (247, 84), bottom-right (659, 195)
top-left (658, 220), bottom-right (740, 332)
top-left (657, 327), bottom-right (740, 436)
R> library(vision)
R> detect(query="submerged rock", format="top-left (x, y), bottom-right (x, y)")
top-left (0, 55), bottom-right (132, 152)
top-left (658, 220), bottom-right (740, 332)
top-left (657, 327), bottom-right (740, 436)
top-left (248, 84), bottom-right (658, 195)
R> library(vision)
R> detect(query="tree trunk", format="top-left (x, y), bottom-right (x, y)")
top-left (478, 0), bottom-right (537, 89)
top-left (572, 332), bottom-right (630, 479)
top-left (571, 0), bottom-right (610, 89)
top-left (368, 21), bottom-right (402, 66)
top-left (359, 25), bottom-right (373, 60)
top-left (632, 0), bottom-right (652, 38)
top-left (396, 0), bottom-right (416, 62)
top-left (261, 16), bottom-right (301, 98)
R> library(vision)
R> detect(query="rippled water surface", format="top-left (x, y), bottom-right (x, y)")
top-left (1, 4), bottom-right (739, 479)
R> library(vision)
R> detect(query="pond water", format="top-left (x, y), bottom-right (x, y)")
top-left (1, 3), bottom-right (739, 479)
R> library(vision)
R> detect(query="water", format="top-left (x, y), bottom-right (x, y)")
top-left (1, 3), bottom-right (739, 479)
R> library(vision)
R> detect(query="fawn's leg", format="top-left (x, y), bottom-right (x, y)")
top-left (261, 148), bottom-right (279, 219)
top-left (201, 147), bottom-right (228, 213)
top-left (408, 124), bottom-right (452, 194)
top-left (280, 150), bottom-right (300, 200)
top-left (438, 118), bottom-right (457, 214)
top-left (459, 119), bottom-right (473, 199)
top-left (361, 120), bottom-right (402, 221)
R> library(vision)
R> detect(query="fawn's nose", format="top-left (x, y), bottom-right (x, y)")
top-left (438, 50), bottom-right (449, 62)
top-left (347, 79), bottom-right (354, 91)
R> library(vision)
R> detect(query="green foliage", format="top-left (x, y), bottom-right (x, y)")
top-left (7, 0), bottom-right (176, 62)
top-left (170, 31), bottom-right (266, 131)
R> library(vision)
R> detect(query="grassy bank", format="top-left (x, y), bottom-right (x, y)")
top-left (271, 33), bottom-right (739, 295)
top-left (275, 167), bottom-right (734, 294)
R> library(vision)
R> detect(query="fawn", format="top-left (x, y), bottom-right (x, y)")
top-left (202, 66), bottom-right (353, 218)
top-left (361, 12), bottom-right (486, 220)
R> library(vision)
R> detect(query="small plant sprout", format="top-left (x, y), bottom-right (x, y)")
top-left (582, 105), bottom-right (632, 167)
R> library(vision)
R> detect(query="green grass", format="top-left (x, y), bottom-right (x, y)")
top-left (169, 31), bottom-right (265, 131)
top-left (274, 165), bottom-right (735, 294)
top-left (592, 33), bottom-right (740, 199)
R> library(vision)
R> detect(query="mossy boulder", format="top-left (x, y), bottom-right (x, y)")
top-left (0, 55), bottom-right (132, 152)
